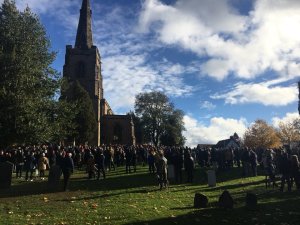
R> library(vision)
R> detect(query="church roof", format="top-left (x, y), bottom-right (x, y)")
top-left (75, 0), bottom-right (93, 49)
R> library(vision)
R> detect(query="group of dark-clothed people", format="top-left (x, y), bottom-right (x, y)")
top-left (0, 146), bottom-right (74, 191)
top-left (1, 144), bottom-right (300, 192)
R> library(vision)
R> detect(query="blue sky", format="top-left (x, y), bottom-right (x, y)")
top-left (6, 0), bottom-right (300, 146)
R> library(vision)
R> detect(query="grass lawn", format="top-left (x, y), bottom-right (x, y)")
top-left (0, 166), bottom-right (300, 225)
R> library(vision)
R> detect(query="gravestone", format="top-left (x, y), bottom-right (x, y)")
top-left (168, 164), bottom-right (175, 180)
top-left (207, 169), bottom-right (216, 187)
top-left (48, 165), bottom-right (61, 189)
top-left (218, 190), bottom-right (234, 209)
top-left (245, 193), bottom-right (257, 210)
top-left (194, 193), bottom-right (208, 208)
top-left (0, 162), bottom-right (14, 189)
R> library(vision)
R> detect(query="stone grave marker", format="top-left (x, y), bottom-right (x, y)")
top-left (194, 193), bottom-right (209, 208)
top-left (218, 190), bottom-right (234, 209)
top-left (0, 161), bottom-right (14, 189)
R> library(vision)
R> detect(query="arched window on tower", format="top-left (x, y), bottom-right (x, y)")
top-left (77, 61), bottom-right (85, 78)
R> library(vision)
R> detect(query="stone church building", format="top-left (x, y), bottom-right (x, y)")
top-left (63, 0), bottom-right (135, 146)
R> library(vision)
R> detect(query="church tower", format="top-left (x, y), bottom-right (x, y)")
top-left (63, 0), bottom-right (103, 145)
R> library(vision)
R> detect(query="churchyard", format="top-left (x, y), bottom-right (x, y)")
top-left (0, 166), bottom-right (300, 225)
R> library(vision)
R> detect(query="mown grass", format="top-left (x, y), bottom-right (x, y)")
top-left (0, 166), bottom-right (300, 225)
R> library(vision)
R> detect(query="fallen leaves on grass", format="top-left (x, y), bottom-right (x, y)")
top-left (91, 203), bottom-right (98, 209)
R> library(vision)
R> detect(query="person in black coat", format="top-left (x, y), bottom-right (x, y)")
top-left (48, 150), bottom-right (57, 168)
top-left (24, 151), bottom-right (36, 181)
top-left (95, 148), bottom-right (106, 180)
top-left (61, 152), bottom-right (74, 191)
top-left (185, 152), bottom-right (195, 183)
top-left (279, 152), bottom-right (292, 192)
top-left (125, 146), bottom-right (132, 173)
top-left (15, 150), bottom-right (24, 178)
top-left (173, 149), bottom-right (183, 183)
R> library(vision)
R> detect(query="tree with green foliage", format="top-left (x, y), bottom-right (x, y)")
top-left (134, 91), bottom-right (185, 146)
top-left (61, 80), bottom-right (97, 145)
top-left (0, 0), bottom-right (61, 146)
top-left (160, 109), bottom-right (186, 146)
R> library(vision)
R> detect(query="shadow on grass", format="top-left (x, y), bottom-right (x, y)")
top-left (0, 170), bottom-right (158, 198)
top-left (0, 166), bottom-right (268, 199)
top-left (0, 181), bottom-right (64, 198)
top-left (124, 191), bottom-right (300, 225)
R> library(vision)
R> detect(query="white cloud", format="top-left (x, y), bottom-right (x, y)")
top-left (3, 0), bottom-right (194, 113)
top-left (103, 55), bottom-right (193, 113)
top-left (272, 112), bottom-right (300, 128)
top-left (183, 115), bottom-right (248, 147)
top-left (139, 0), bottom-right (300, 81)
top-left (211, 80), bottom-right (298, 106)
top-left (200, 101), bottom-right (216, 110)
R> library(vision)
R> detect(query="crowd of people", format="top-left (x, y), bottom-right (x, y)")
top-left (1, 144), bottom-right (300, 191)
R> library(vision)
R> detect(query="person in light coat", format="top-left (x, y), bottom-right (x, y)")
top-left (38, 153), bottom-right (49, 180)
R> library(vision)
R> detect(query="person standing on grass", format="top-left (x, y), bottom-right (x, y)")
top-left (48, 149), bottom-right (56, 168)
top-left (263, 149), bottom-right (277, 188)
top-left (290, 155), bottom-right (300, 190)
top-left (125, 146), bottom-right (132, 173)
top-left (249, 149), bottom-right (258, 176)
top-left (185, 152), bottom-right (195, 183)
top-left (15, 150), bottom-right (24, 178)
top-left (24, 151), bottom-right (36, 181)
top-left (241, 148), bottom-right (251, 177)
top-left (173, 149), bottom-right (183, 183)
top-left (38, 153), bottom-right (49, 180)
top-left (279, 152), bottom-right (292, 192)
top-left (131, 146), bottom-right (137, 172)
top-left (61, 152), bottom-right (74, 191)
top-left (156, 151), bottom-right (168, 190)
top-left (87, 152), bottom-right (96, 179)
top-left (95, 148), bottom-right (106, 180)
top-left (108, 146), bottom-right (115, 171)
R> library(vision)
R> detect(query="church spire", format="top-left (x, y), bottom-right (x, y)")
top-left (75, 0), bottom-right (93, 49)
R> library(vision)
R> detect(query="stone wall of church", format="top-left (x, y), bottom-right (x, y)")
top-left (101, 115), bottom-right (135, 145)
top-left (63, 45), bottom-right (102, 146)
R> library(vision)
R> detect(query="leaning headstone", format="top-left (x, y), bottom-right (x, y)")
top-left (207, 169), bottom-right (216, 187)
top-left (48, 165), bottom-right (61, 189)
top-left (194, 193), bottom-right (209, 208)
top-left (245, 193), bottom-right (257, 210)
top-left (218, 190), bottom-right (234, 209)
top-left (0, 162), bottom-right (14, 189)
